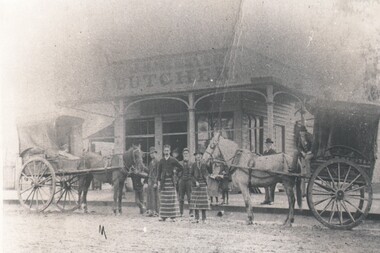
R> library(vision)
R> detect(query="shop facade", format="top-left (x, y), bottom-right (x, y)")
top-left (104, 48), bottom-right (309, 159)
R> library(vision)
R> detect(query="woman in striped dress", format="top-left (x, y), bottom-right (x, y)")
top-left (157, 144), bottom-right (183, 221)
top-left (190, 150), bottom-right (211, 223)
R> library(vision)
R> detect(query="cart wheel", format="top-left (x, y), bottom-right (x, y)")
top-left (307, 158), bottom-right (372, 230)
top-left (55, 174), bottom-right (80, 212)
top-left (17, 157), bottom-right (56, 212)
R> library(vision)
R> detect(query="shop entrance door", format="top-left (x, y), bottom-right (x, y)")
top-left (163, 134), bottom-right (187, 161)
top-left (162, 120), bottom-right (187, 161)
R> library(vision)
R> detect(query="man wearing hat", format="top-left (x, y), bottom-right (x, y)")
top-left (177, 148), bottom-right (194, 216)
top-left (146, 146), bottom-right (160, 217)
top-left (261, 138), bottom-right (277, 205)
top-left (291, 125), bottom-right (314, 176)
top-left (190, 149), bottom-right (212, 223)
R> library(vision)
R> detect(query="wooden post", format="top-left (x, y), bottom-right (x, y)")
top-left (114, 99), bottom-right (126, 154)
top-left (266, 85), bottom-right (274, 140)
top-left (234, 92), bottom-right (243, 147)
top-left (188, 93), bottom-right (196, 156)
top-left (155, 115), bottom-right (163, 159)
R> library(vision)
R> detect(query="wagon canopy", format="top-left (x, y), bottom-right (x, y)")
top-left (18, 115), bottom-right (84, 158)
top-left (307, 99), bottom-right (380, 163)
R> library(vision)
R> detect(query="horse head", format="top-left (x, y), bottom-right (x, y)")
top-left (124, 146), bottom-right (146, 174)
top-left (203, 131), bottom-right (223, 163)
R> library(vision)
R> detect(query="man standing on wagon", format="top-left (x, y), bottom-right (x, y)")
top-left (190, 150), bottom-right (211, 223)
top-left (291, 125), bottom-right (314, 176)
top-left (157, 144), bottom-right (183, 222)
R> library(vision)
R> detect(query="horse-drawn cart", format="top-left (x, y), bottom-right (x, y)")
top-left (16, 115), bottom-right (123, 212)
top-left (203, 99), bottom-right (380, 230)
top-left (304, 99), bottom-right (380, 229)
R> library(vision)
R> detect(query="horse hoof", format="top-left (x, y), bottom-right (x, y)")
top-left (282, 222), bottom-right (292, 227)
top-left (246, 220), bottom-right (253, 225)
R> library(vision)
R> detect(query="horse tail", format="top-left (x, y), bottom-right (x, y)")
top-left (295, 177), bottom-right (303, 209)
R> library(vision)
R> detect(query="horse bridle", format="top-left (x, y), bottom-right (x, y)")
top-left (204, 133), bottom-right (221, 160)
top-left (205, 134), bottom-right (237, 177)
top-left (205, 134), bottom-right (273, 180)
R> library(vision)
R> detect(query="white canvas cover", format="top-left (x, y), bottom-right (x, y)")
top-left (17, 115), bottom-right (84, 158)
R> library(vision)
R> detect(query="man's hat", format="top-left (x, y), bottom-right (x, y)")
top-left (182, 148), bottom-right (190, 153)
top-left (194, 150), bottom-right (203, 156)
top-left (149, 147), bottom-right (157, 153)
top-left (299, 125), bottom-right (307, 132)
top-left (265, 138), bottom-right (274, 144)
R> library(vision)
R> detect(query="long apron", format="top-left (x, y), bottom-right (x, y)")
top-left (159, 176), bottom-right (180, 218)
top-left (190, 179), bottom-right (210, 210)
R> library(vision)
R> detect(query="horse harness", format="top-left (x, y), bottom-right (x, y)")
top-left (121, 147), bottom-right (140, 175)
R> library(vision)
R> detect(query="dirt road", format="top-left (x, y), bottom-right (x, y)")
top-left (3, 204), bottom-right (380, 253)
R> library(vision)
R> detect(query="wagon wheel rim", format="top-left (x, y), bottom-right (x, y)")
top-left (55, 174), bottom-right (80, 212)
top-left (307, 158), bottom-right (372, 230)
top-left (17, 158), bottom-right (56, 212)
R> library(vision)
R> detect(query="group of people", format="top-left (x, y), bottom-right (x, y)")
top-left (130, 144), bottom-right (216, 223)
top-left (129, 125), bottom-right (314, 222)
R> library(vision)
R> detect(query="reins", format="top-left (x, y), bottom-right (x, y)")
top-left (207, 138), bottom-right (276, 180)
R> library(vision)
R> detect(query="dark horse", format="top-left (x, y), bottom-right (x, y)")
top-left (203, 132), bottom-right (302, 226)
top-left (78, 146), bottom-right (145, 214)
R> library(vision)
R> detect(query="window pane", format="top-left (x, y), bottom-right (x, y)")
top-left (221, 129), bottom-right (234, 140)
top-left (196, 112), bottom-right (234, 150)
top-left (126, 119), bottom-right (154, 135)
top-left (243, 113), bottom-right (264, 154)
top-left (163, 121), bottom-right (187, 134)
top-left (197, 131), bottom-right (209, 141)
top-left (197, 115), bottom-right (208, 132)
top-left (147, 120), bottom-right (155, 134)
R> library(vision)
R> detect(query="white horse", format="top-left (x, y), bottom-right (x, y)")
top-left (202, 132), bottom-right (302, 226)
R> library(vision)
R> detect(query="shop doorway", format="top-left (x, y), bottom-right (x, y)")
top-left (162, 120), bottom-right (188, 161)
top-left (163, 134), bottom-right (187, 161)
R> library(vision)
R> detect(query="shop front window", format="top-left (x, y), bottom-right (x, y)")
top-left (243, 113), bottom-right (264, 154)
top-left (196, 112), bottom-right (234, 150)
top-left (125, 118), bottom-right (155, 165)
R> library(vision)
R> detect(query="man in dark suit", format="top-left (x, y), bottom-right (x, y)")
top-left (190, 150), bottom-right (211, 223)
top-left (291, 125), bottom-right (314, 176)
top-left (157, 144), bottom-right (184, 221)
top-left (261, 138), bottom-right (277, 205)
top-left (177, 148), bottom-right (193, 217)
top-left (146, 146), bottom-right (160, 217)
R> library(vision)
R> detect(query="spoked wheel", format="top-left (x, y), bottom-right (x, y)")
top-left (55, 174), bottom-right (80, 212)
top-left (17, 157), bottom-right (56, 212)
top-left (307, 158), bottom-right (372, 230)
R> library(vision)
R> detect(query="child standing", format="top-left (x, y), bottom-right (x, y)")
top-left (219, 164), bottom-right (230, 205)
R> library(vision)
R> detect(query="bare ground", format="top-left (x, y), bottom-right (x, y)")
top-left (3, 204), bottom-right (380, 253)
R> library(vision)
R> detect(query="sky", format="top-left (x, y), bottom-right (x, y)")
top-left (1, 0), bottom-right (380, 161)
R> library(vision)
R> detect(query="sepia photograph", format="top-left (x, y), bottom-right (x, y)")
top-left (1, 0), bottom-right (380, 252)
